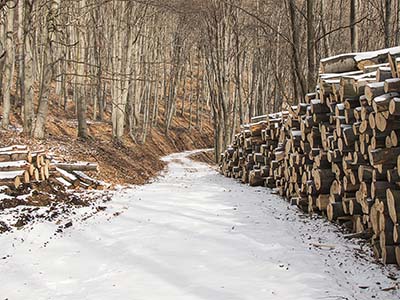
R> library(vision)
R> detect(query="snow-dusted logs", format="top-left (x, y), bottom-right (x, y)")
top-left (0, 144), bottom-right (104, 191)
top-left (0, 170), bottom-right (26, 188)
top-left (51, 162), bottom-right (100, 172)
top-left (219, 112), bottom-right (288, 185)
top-left (0, 150), bottom-right (32, 162)
top-left (220, 46), bottom-right (400, 266)
top-left (0, 160), bottom-right (33, 173)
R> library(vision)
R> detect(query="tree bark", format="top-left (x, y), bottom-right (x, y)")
top-left (385, 0), bottom-right (392, 48)
top-left (307, 0), bottom-right (316, 91)
top-left (2, 5), bottom-right (15, 129)
top-left (350, 0), bottom-right (359, 52)
top-left (22, 0), bottom-right (34, 135)
top-left (33, 0), bottom-right (61, 139)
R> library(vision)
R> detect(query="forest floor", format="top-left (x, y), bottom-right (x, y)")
top-left (0, 151), bottom-right (399, 300)
top-left (1, 102), bottom-right (214, 186)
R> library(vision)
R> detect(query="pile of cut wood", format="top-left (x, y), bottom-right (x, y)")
top-left (0, 144), bottom-right (106, 192)
top-left (220, 46), bottom-right (400, 266)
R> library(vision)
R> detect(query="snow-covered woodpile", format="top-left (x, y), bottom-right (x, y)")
top-left (220, 46), bottom-right (400, 266)
top-left (0, 144), bottom-right (106, 192)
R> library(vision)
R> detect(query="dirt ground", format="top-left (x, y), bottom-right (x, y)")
top-left (1, 102), bottom-right (214, 187)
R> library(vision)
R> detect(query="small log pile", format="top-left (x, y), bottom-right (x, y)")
top-left (220, 46), bottom-right (400, 266)
top-left (220, 112), bottom-right (288, 187)
top-left (0, 144), bottom-right (106, 192)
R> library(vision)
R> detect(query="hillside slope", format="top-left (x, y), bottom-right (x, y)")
top-left (1, 102), bottom-right (214, 186)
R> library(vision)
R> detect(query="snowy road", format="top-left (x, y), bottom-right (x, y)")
top-left (0, 151), bottom-right (399, 300)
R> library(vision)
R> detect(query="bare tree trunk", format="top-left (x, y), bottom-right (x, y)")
top-left (165, 29), bottom-right (182, 134)
top-left (195, 49), bottom-right (201, 127)
top-left (307, 0), bottom-right (315, 91)
top-left (350, 0), bottom-right (359, 52)
top-left (397, 0), bottom-right (400, 44)
top-left (23, 0), bottom-right (34, 135)
top-left (320, 0), bottom-right (332, 57)
top-left (233, 8), bottom-right (243, 125)
top-left (288, 0), bottom-right (306, 97)
top-left (17, 1), bottom-right (24, 109)
top-left (180, 62), bottom-right (187, 117)
top-left (77, 0), bottom-right (87, 140)
top-left (33, 0), bottom-right (61, 139)
top-left (2, 5), bottom-right (15, 129)
top-left (385, 0), bottom-right (392, 47)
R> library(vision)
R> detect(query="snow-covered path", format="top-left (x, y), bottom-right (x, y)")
top-left (0, 151), bottom-right (399, 300)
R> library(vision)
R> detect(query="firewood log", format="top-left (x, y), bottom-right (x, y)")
top-left (372, 92), bottom-right (399, 113)
top-left (0, 160), bottom-right (33, 174)
top-left (389, 97), bottom-right (400, 115)
top-left (349, 198), bottom-right (363, 215)
top-left (356, 47), bottom-right (400, 70)
top-left (327, 202), bottom-right (346, 221)
top-left (249, 121), bottom-right (268, 137)
top-left (52, 162), bottom-right (99, 172)
top-left (54, 167), bottom-right (81, 187)
top-left (384, 78), bottom-right (400, 93)
top-left (316, 194), bottom-right (330, 211)
top-left (0, 170), bottom-right (25, 189)
top-left (369, 147), bottom-right (400, 166)
top-left (388, 48), bottom-right (400, 78)
top-left (386, 168), bottom-right (400, 183)
top-left (377, 67), bottom-right (392, 82)
top-left (386, 189), bottom-right (400, 224)
top-left (319, 54), bottom-right (357, 74)
top-left (49, 176), bottom-right (72, 188)
top-left (395, 246), bottom-right (400, 265)
top-left (365, 82), bottom-right (385, 104)
top-left (0, 145), bottom-right (28, 152)
top-left (371, 181), bottom-right (397, 199)
top-left (394, 225), bottom-right (400, 243)
top-left (249, 170), bottom-right (264, 187)
top-left (382, 246), bottom-right (398, 265)
top-left (0, 151), bottom-right (32, 163)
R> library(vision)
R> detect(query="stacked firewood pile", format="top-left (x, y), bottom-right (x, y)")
top-left (220, 46), bottom-right (400, 266)
top-left (0, 144), bottom-right (106, 192)
top-left (220, 113), bottom-right (288, 187)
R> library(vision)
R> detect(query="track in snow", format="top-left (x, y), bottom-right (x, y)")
top-left (0, 150), bottom-right (399, 300)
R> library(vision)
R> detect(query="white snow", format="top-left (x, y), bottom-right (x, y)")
top-left (56, 176), bottom-right (72, 187)
top-left (56, 167), bottom-right (78, 181)
top-left (0, 193), bottom-right (12, 201)
top-left (320, 47), bottom-right (400, 64)
top-left (0, 145), bottom-right (27, 152)
top-left (0, 150), bottom-right (29, 156)
top-left (355, 46), bottom-right (400, 62)
top-left (0, 160), bottom-right (29, 168)
top-left (367, 81), bottom-right (385, 89)
top-left (320, 52), bottom-right (357, 63)
top-left (0, 170), bottom-right (25, 179)
top-left (319, 70), bottom-right (363, 79)
top-left (0, 151), bottom-right (399, 300)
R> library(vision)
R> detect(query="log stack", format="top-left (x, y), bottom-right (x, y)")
top-left (220, 46), bottom-right (400, 266)
top-left (0, 144), bottom-right (106, 192)
top-left (220, 113), bottom-right (288, 187)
